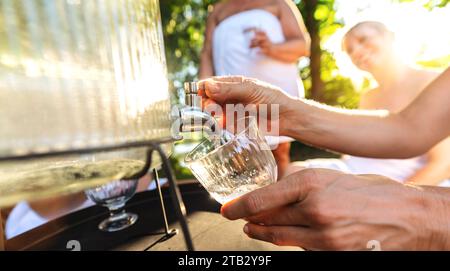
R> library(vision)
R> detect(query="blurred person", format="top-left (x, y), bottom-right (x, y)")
top-left (200, 0), bottom-right (311, 177)
top-left (285, 21), bottom-right (450, 186)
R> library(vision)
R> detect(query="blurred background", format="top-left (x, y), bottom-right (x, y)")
top-left (159, 0), bottom-right (450, 179)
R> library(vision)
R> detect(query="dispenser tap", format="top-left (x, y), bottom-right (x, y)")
top-left (184, 82), bottom-right (201, 109)
top-left (171, 82), bottom-right (219, 139)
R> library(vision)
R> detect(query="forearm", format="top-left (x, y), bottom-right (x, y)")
top-left (406, 161), bottom-right (450, 185)
top-left (199, 51), bottom-right (214, 79)
top-left (281, 98), bottom-right (426, 158)
top-left (267, 38), bottom-right (309, 63)
top-left (281, 68), bottom-right (450, 158)
top-left (417, 185), bottom-right (450, 249)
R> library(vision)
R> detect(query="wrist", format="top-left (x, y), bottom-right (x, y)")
top-left (264, 42), bottom-right (280, 58)
top-left (415, 186), bottom-right (450, 250)
top-left (280, 98), bottom-right (317, 138)
top-left (278, 96), bottom-right (297, 136)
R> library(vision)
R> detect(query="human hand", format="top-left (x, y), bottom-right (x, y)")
top-left (198, 76), bottom-right (297, 135)
top-left (221, 168), bottom-right (447, 250)
top-left (249, 29), bottom-right (274, 56)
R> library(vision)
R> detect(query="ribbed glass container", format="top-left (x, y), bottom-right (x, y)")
top-left (0, 0), bottom-right (173, 207)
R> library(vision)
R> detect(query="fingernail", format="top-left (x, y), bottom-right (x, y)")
top-left (220, 206), bottom-right (229, 218)
top-left (243, 224), bottom-right (249, 234)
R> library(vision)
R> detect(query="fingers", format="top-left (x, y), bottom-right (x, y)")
top-left (202, 97), bottom-right (219, 109)
top-left (221, 168), bottom-right (344, 220)
top-left (250, 33), bottom-right (270, 48)
top-left (200, 76), bottom-right (244, 83)
top-left (197, 79), bottom-right (228, 103)
top-left (198, 76), bottom-right (244, 98)
top-left (243, 27), bottom-right (258, 33)
top-left (198, 77), bottom-right (249, 104)
top-left (244, 223), bottom-right (365, 250)
top-left (282, 162), bottom-right (307, 179)
top-left (243, 223), bottom-right (319, 248)
top-left (253, 31), bottom-right (269, 41)
top-left (252, 30), bottom-right (268, 41)
top-left (249, 39), bottom-right (259, 48)
top-left (254, 30), bottom-right (267, 36)
top-left (245, 203), bottom-right (310, 226)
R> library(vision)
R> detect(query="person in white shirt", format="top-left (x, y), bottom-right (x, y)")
top-left (285, 21), bottom-right (450, 186)
top-left (200, 0), bottom-right (311, 177)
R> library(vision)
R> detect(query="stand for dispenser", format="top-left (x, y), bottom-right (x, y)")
top-left (0, 210), bottom-right (5, 251)
top-left (135, 142), bottom-right (195, 251)
top-left (0, 136), bottom-right (195, 251)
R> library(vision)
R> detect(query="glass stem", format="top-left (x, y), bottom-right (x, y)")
top-left (108, 203), bottom-right (126, 217)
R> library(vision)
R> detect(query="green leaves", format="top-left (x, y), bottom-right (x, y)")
top-left (160, 0), bottom-right (216, 98)
top-left (395, 0), bottom-right (449, 10)
top-left (417, 54), bottom-right (450, 69)
top-left (314, 4), bottom-right (330, 20)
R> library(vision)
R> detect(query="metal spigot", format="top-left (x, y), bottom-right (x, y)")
top-left (171, 82), bottom-right (218, 138)
top-left (184, 82), bottom-right (198, 94)
top-left (184, 82), bottom-right (201, 109)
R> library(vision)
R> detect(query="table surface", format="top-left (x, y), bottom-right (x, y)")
top-left (115, 211), bottom-right (300, 251)
top-left (6, 181), bottom-right (301, 251)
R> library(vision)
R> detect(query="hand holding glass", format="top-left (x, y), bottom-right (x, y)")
top-left (185, 117), bottom-right (277, 204)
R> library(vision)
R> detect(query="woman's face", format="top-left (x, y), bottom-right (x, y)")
top-left (343, 25), bottom-right (394, 72)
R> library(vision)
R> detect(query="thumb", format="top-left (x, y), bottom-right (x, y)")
top-left (199, 76), bottom-right (252, 104)
top-left (221, 168), bottom-right (343, 220)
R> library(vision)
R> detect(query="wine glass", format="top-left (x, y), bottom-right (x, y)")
top-left (85, 179), bottom-right (139, 232)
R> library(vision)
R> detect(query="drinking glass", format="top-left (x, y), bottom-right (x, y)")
top-left (85, 179), bottom-right (138, 232)
top-left (185, 117), bottom-right (277, 204)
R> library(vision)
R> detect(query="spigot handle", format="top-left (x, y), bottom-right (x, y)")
top-left (184, 82), bottom-right (201, 108)
top-left (184, 82), bottom-right (198, 95)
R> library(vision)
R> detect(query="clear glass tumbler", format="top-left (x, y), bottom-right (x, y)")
top-left (185, 117), bottom-right (277, 204)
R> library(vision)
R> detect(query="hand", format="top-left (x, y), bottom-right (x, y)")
top-left (198, 76), bottom-right (296, 135)
top-left (249, 30), bottom-right (274, 56)
top-left (221, 168), bottom-right (448, 250)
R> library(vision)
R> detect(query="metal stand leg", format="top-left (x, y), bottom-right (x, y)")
top-left (152, 143), bottom-right (195, 251)
top-left (143, 166), bottom-right (179, 251)
top-left (0, 209), bottom-right (5, 251)
top-left (153, 168), bottom-right (177, 237)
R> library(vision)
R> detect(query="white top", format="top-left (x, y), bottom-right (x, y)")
top-left (213, 9), bottom-right (304, 98)
top-left (301, 156), bottom-right (450, 186)
top-left (212, 9), bottom-right (304, 146)
top-left (343, 155), bottom-right (426, 182)
top-left (301, 156), bottom-right (450, 185)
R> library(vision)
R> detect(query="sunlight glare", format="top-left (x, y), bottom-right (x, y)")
top-left (325, 0), bottom-right (450, 87)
